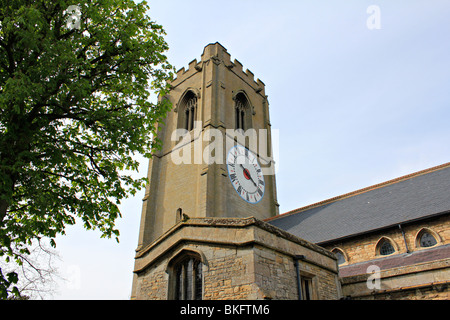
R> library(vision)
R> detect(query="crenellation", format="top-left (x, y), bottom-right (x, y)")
top-left (233, 58), bottom-right (243, 73)
top-left (257, 78), bottom-right (265, 87)
top-left (245, 68), bottom-right (254, 82)
top-left (176, 66), bottom-right (185, 75)
top-left (172, 59), bottom-right (202, 86)
top-left (230, 59), bottom-right (265, 91)
top-left (171, 43), bottom-right (265, 94)
top-left (188, 58), bottom-right (198, 70)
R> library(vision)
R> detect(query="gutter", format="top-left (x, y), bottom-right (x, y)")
top-left (398, 223), bottom-right (410, 253)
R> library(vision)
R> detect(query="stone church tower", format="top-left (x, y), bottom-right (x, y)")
top-left (136, 42), bottom-right (279, 249)
top-left (131, 43), bottom-right (340, 300)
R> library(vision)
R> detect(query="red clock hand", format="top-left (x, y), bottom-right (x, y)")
top-left (240, 164), bottom-right (257, 187)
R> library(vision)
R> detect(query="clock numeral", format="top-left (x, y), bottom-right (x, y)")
top-left (230, 173), bottom-right (237, 181)
top-left (237, 185), bottom-right (242, 194)
top-left (258, 179), bottom-right (264, 186)
top-left (257, 188), bottom-right (263, 197)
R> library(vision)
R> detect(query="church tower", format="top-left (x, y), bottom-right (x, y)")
top-left (131, 43), bottom-right (341, 301)
top-left (136, 42), bottom-right (279, 249)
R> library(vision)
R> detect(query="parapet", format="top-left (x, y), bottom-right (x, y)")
top-left (171, 42), bottom-right (266, 95)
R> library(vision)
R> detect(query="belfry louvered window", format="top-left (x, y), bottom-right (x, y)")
top-left (235, 99), bottom-right (246, 130)
top-left (235, 93), bottom-right (249, 131)
top-left (184, 96), bottom-right (197, 131)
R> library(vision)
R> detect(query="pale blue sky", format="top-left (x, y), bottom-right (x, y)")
top-left (53, 1), bottom-right (450, 299)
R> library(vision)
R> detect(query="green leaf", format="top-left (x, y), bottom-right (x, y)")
top-left (7, 272), bottom-right (18, 285)
top-left (0, 0), bottom-right (173, 295)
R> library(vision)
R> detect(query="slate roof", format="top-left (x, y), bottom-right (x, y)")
top-left (266, 163), bottom-right (450, 244)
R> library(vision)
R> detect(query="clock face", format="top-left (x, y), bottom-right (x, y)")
top-left (226, 145), bottom-right (265, 204)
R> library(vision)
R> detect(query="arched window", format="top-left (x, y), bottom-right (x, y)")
top-left (376, 238), bottom-right (396, 256)
top-left (234, 92), bottom-right (250, 131)
top-left (331, 248), bottom-right (346, 265)
top-left (177, 90), bottom-right (198, 131)
top-left (172, 253), bottom-right (203, 300)
top-left (419, 232), bottom-right (437, 247)
top-left (416, 228), bottom-right (438, 248)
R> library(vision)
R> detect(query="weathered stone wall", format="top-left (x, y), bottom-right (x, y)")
top-left (131, 217), bottom-right (341, 300)
top-left (134, 260), bottom-right (168, 300)
top-left (320, 215), bottom-right (450, 300)
top-left (251, 245), bottom-right (340, 300)
top-left (322, 215), bottom-right (449, 266)
top-left (202, 246), bottom-right (256, 300)
top-left (340, 258), bottom-right (450, 300)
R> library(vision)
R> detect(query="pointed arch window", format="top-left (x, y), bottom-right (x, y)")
top-left (376, 238), bottom-right (396, 256)
top-left (420, 232), bottom-right (437, 247)
top-left (416, 229), bottom-right (438, 248)
top-left (177, 90), bottom-right (198, 131)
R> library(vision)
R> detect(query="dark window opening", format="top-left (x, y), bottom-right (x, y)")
top-left (176, 208), bottom-right (182, 223)
top-left (420, 232), bottom-right (437, 248)
top-left (301, 277), bottom-right (312, 300)
top-left (184, 96), bottom-right (197, 131)
top-left (235, 93), bottom-right (249, 131)
top-left (174, 256), bottom-right (202, 300)
top-left (379, 239), bottom-right (395, 255)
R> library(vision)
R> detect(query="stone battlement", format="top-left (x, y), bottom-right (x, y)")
top-left (171, 42), bottom-right (265, 94)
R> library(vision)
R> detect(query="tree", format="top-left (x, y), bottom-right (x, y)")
top-left (0, 0), bottom-right (173, 298)
top-left (0, 239), bottom-right (61, 299)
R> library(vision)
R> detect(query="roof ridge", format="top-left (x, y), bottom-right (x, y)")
top-left (265, 162), bottom-right (450, 222)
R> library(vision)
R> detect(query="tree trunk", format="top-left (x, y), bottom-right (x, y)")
top-left (0, 199), bottom-right (7, 224)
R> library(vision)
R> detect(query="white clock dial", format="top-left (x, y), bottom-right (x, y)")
top-left (226, 145), bottom-right (265, 204)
